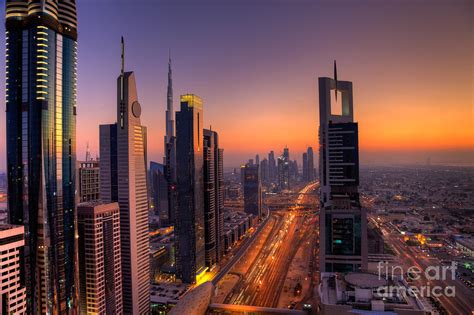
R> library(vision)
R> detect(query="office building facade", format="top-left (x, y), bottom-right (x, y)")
top-left (5, 1), bottom-right (79, 312)
top-left (77, 202), bottom-right (123, 315)
top-left (0, 225), bottom-right (26, 314)
top-left (175, 94), bottom-right (206, 283)
top-left (318, 75), bottom-right (367, 273)
top-left (243, 164), bottom-right (262, 218)
top-left (78, 159), bottom-right (100, 202)
top-left (99, 39), bottom-right (150, 313)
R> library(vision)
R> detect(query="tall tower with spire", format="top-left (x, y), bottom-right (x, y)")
top-left (165, 52), bottom-right (175, 147)
top-left (164, 53), bottom-right (177, 225)
top-left (100, 37), bottom-right (150, 314)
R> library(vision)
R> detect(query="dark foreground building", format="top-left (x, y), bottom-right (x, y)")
top-left (318, 69), bottom-right (367, 273)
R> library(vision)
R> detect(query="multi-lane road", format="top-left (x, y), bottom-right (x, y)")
top-left (222, 182), bottom-right (319, 308)
top-left (379, 219), bottom-right (474, 314)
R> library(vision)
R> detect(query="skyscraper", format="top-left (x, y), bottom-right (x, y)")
top-left (0, 225), bottom-right (26, 314)
top-left (302, 152), bottom-right (309, 182)
top-left (277, 148), bottom-right (290, 190)
top-left (99, 38), bottom-right (150, 314)
top-left (260, 158), bottom-right (269, 184)
top-left (203, 129), bottom-right (224, 268)
top-left (243, 164), bottom-right (262, 218)
top-left (307, 146), bottom-right (315, 181)
top-left (150, 161), bottom-right (169, 225)
top-left (268, 151), bottom-right (276, 182)
top-left (175, 94), bottom-right (206, 284)
top-left (255, 154), bottom-right (260, 165)
top-left (5, 1), bottom-right (79, 312)
top-left (318, 69), bottom-right (367, 273)
top-left (77, 202), bottom-right (123, 315)
top-left (164, 54), bottom-right (177, 225)
top-left (302, 147), bottom-right (315, 182)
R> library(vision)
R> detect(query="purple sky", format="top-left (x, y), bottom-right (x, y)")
top-left (1, 0), bottom-right (473, 170)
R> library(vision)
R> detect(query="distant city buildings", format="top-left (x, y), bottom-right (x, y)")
top-left (0, 225), bottom-right (26, 314)
top-left (303, 147), bottom-right (315, 182)
top-left (175, 94), bottom-right (206, 284)
top-left (99, 39), bottom-right (150, 313)
top-left (78, 159), bottom-right (100, 202)
top-left (318, 69), bottom-right (368, 273)
top-left (5, 1), bottom-right (79, 312)
top-left (243, 163), bottom-right (262, 218)
top-left (78, 202), bottom-right (123, 315)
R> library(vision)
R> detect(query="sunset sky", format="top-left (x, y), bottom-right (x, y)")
top-left (0, 0), bottom-right (473, 169)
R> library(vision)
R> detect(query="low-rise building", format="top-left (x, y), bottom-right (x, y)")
top-left (0, 225), bottom-right (26, 314)
top-left (318, 272), bottom-right (431, 314)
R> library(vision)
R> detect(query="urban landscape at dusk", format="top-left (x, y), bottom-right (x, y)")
top-left (0, 0), bottom-right (472, 314)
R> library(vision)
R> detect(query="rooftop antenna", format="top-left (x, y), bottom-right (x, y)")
top-left (334, 60), bottom-right (338, 102)
top-left (85, 141), bottom-right (91, 161)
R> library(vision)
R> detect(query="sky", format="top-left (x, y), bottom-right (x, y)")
top-left (0, 0), bottom-right (473, 169)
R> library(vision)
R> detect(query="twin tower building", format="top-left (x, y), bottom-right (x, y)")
top-left (5, 1), bottom-right (222, 313)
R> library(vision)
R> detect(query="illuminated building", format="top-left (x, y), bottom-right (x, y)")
top-left (318, 64), bottom-right (367, 273)
top-left (99, 38), bottom-right (150, 313)
top-left (77, 202), bottom-right (123, 315)
top-left (175, 94), bottom-right (206, 283)
top-left (203, 129), bottom-right (225, 268)
top-left (0, 225), bottom-right (26, 314)
top-left (243, 164), bottom-right (262, 218)
top-left (277, 148), bottom-right (290, 190)
top-left (5, 0), bottom-right (79, 312)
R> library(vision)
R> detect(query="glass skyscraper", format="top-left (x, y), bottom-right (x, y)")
top-left (5, 1), bottom-right (78, 313)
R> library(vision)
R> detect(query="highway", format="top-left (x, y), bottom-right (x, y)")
top-left (380, 220), bottom-right (474, 314)
top-left (223, 182), bottom-right (319, 308)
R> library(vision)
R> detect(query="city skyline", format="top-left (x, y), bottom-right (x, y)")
top-left (1, 0), bottom-right (473, 170)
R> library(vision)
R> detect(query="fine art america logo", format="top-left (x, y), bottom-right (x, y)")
top-left (376, 261), bottom-right (457, 298)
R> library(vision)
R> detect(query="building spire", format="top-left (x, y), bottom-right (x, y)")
top-left (86, 142), bottom-right (91, 161)
top-left (121, 36), bottom-right (125, 76)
